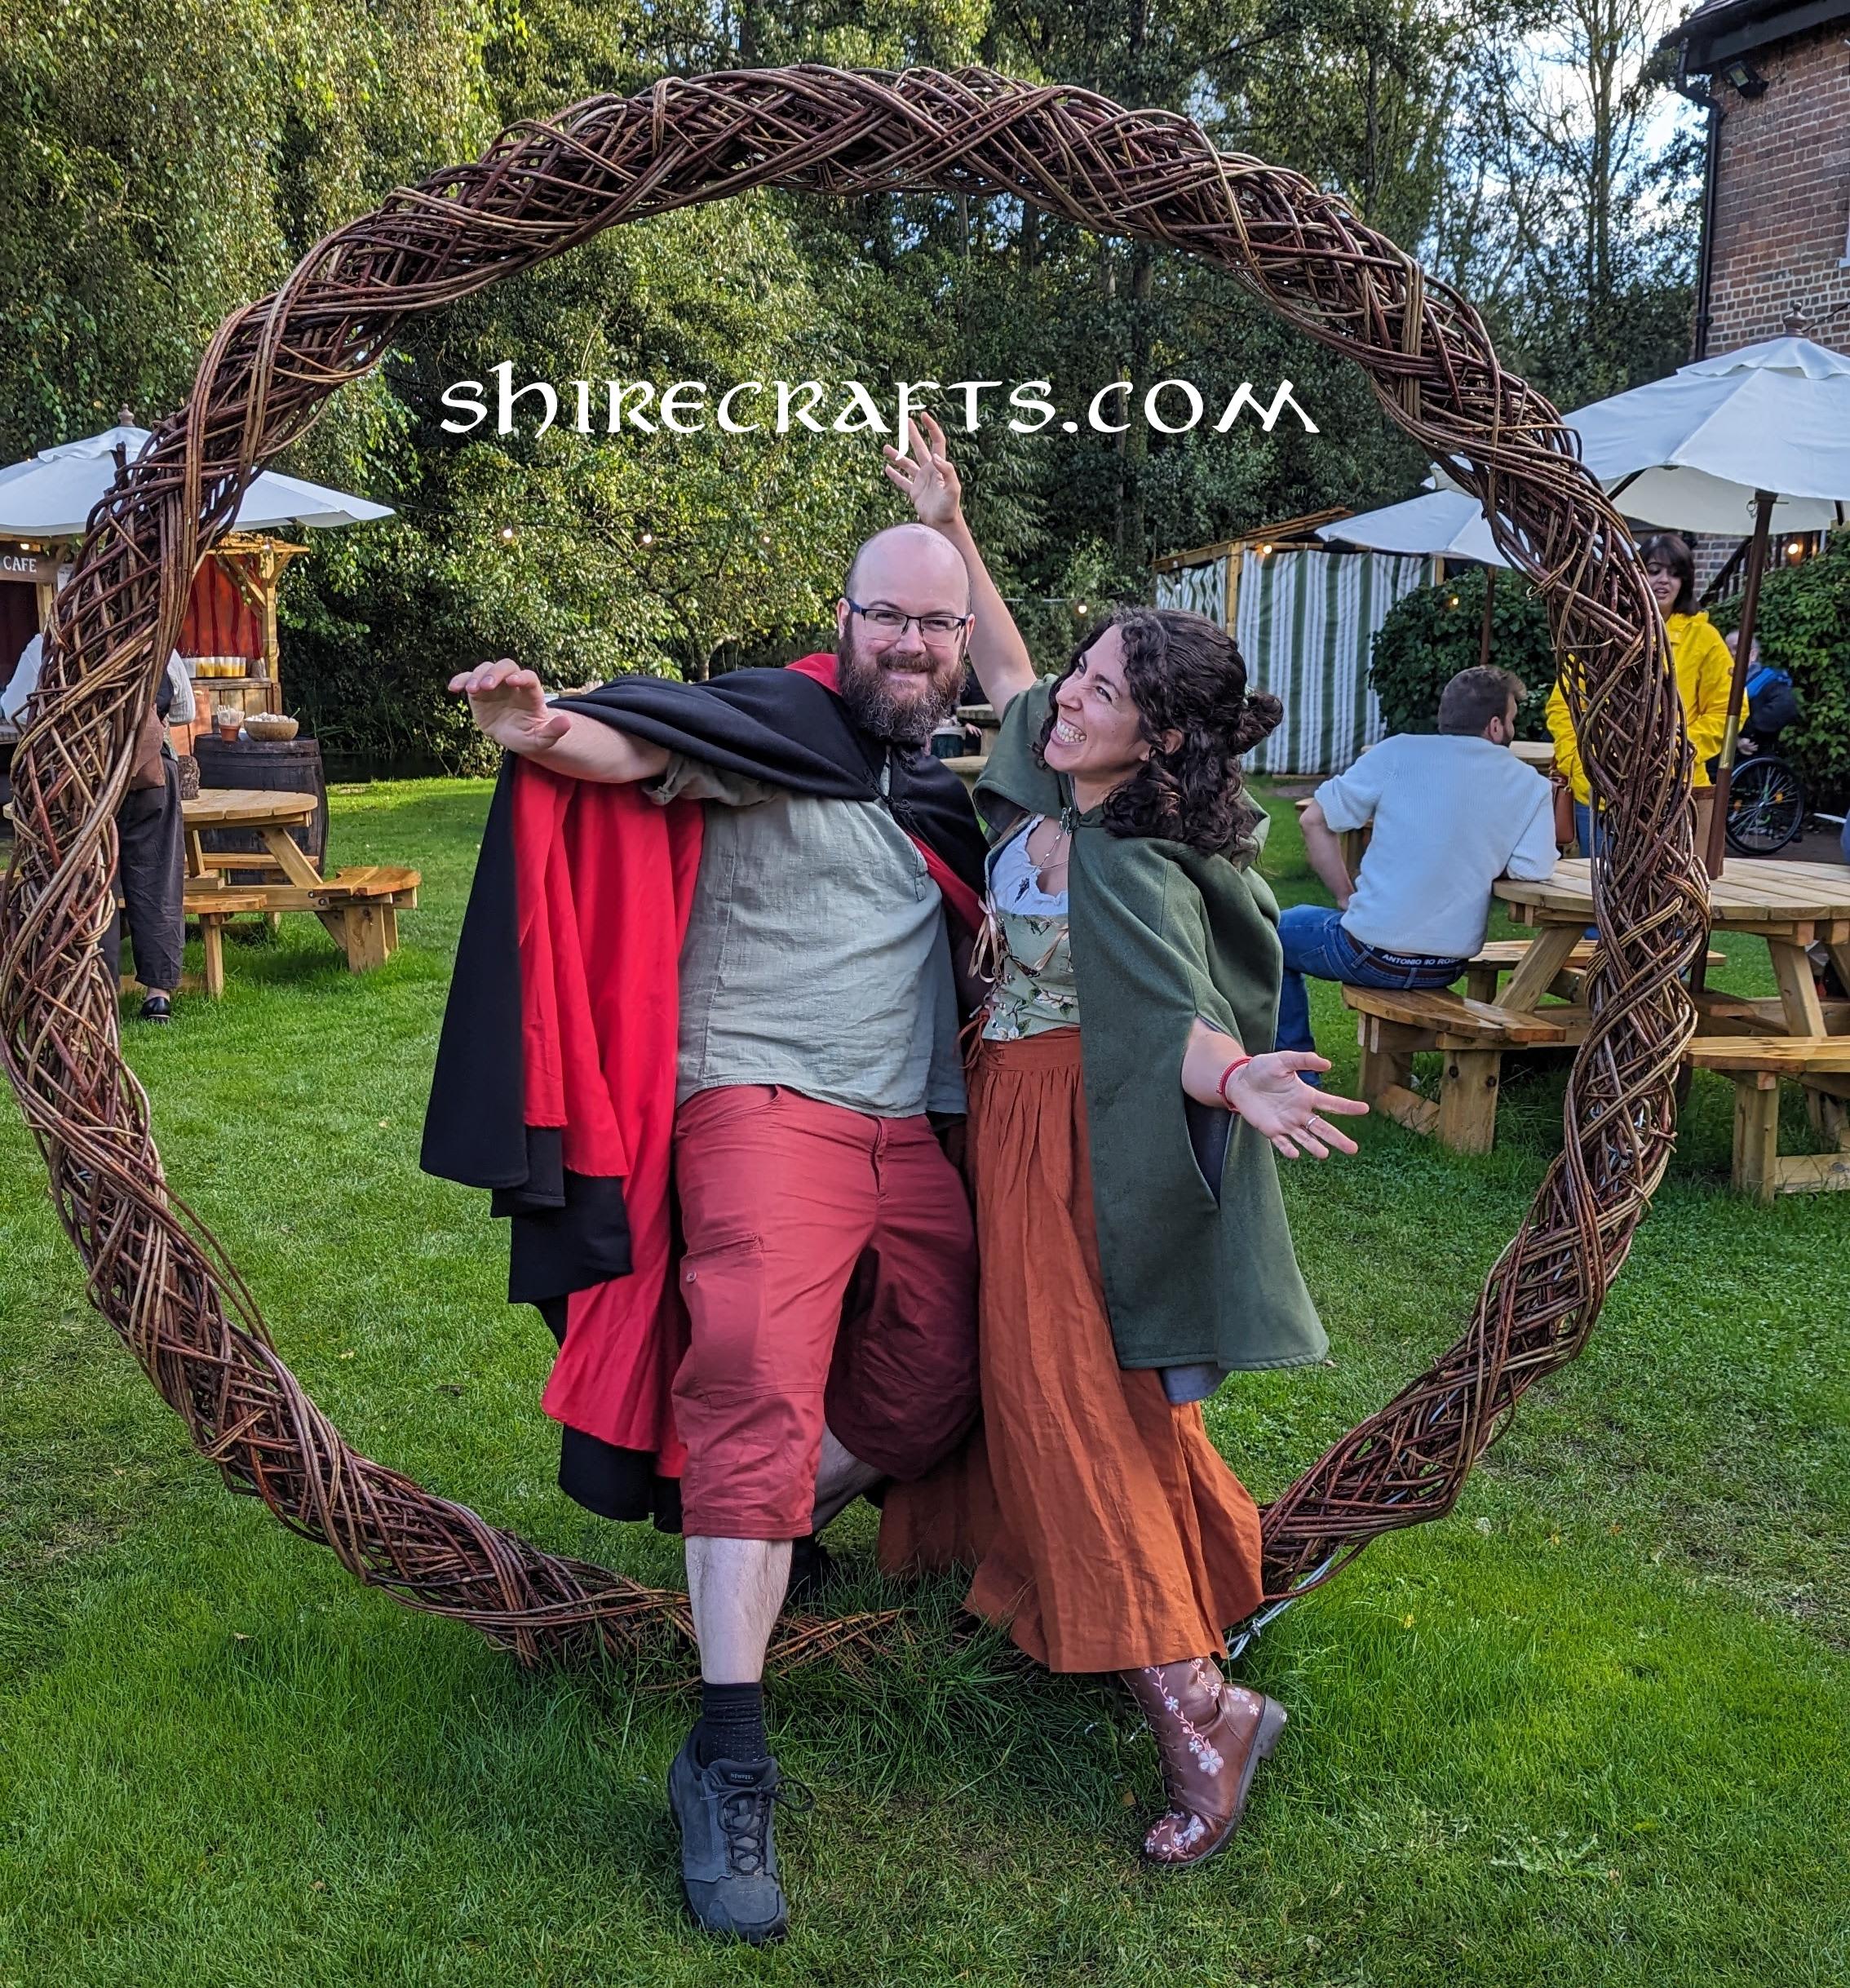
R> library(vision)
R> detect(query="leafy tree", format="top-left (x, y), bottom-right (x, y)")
top-left (0, 1), bottom-right (495, 458)
top-left (0, 0), bottom-right (1702, 772)
top-left (1368, 565), bottom-right (1555, 735)
top-left (1430, 0), bottom-right (1700, 408)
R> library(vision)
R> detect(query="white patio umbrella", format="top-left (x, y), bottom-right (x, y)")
top-left (0, 420), bottom-right (394, 539)
top-left (1318, 489), bottom-right (1515, 669)
top-left (1436, 336), bottom-right (1850, 873)
top-left (1315, 489), bottom-right (1512, 568)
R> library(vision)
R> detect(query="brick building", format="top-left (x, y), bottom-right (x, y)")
top-left (1666, 0), bottom-right (1850, 356)
top-left (1662, 0), bottom-right (1850, 585)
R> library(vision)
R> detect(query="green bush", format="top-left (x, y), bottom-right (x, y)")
top-left (1709, 527), bottom-right (1850, 810)
top-left (1367, 568), bottom-right (1556, 737)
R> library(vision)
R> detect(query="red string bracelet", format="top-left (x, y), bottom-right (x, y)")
top-left (1216, 1054), bottom-right (1252, 1110)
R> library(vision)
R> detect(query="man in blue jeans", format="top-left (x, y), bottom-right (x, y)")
top-left (1279, 665), bottom-right (1559, 1068)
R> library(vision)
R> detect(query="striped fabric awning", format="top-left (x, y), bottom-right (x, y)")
top-left (1156, 544), bottom-right (1430, 775)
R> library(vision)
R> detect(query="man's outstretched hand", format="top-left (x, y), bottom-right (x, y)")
top-left (449, 659), bottom-right (571, 755)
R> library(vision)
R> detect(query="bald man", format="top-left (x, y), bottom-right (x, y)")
top-left (449, 522), bottom-right (984, 1944)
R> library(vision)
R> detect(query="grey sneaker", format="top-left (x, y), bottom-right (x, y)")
top-left (667, 1733), bottom-right (805, 1944)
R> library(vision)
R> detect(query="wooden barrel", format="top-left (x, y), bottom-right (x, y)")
top-left (191, 735), bottom-right (329, 881)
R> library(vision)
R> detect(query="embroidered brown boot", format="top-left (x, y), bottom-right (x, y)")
top-left (1123, 1658), bottom-right (1288, 1866)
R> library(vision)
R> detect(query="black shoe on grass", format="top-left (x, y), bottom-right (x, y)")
top-left (667, 1733), bottom-right (806, 1944)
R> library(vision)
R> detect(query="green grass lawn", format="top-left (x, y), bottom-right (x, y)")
top-left (2, 779), bottom-right (1846, 1988)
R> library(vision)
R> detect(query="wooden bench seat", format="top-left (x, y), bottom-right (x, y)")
top-left (1342, 985), bottom-right (1581, 1046)
top-left (308, 864), bottom-right (422, 904)
top-left (312, 866), bottom-right (420, 971)
top-left (1460, 939), bottom-right (1724, 1003)
top-left (182, 866), bottom-right (421, 985)
top-left (1343, 985), bottom-right (1590, 1154)
top-left (183, 888), bottom-right (275, 999)
top-left (1686, 1036), bottom-right (1850, 1201)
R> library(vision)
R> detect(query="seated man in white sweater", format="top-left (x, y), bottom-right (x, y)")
top-left (1279, 665), bottom-right (1558, 1070)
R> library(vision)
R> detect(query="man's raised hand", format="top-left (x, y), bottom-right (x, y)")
top-left (449, 659), bottom-right (571, 755)
top-left (882, 412), bottom-right (963, 528)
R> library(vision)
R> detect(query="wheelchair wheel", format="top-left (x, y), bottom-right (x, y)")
top-left (1725, 754), bottom-right (1807, 855)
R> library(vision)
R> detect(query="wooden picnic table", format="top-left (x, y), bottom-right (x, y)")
top-left (180, 786), bottom-right (418, 990)
top-left (1494, 856), bottom-right (1850, 1033)
top-left (1498, 855), bottom-right (1850, 1198)
top-left (182, 786), bottom-right (321, 889)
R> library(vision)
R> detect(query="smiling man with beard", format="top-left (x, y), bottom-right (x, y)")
top-left (426, 521), bottom-right (989, 1946)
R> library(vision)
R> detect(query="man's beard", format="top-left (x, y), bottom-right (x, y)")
top-left (834, 630), bottom-right (964, 748)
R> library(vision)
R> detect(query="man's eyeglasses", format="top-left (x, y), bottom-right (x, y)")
top-left (844, 599), bottom-right (972, 644)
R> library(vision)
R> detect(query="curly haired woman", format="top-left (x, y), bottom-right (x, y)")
top-left (879, 415), bottom-right (1366, 1868)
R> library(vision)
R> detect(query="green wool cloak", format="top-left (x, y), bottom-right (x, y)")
top-left (976, 682), bottom-right (1327, 1374)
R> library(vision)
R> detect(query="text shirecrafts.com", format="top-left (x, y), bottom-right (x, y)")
top-left (439, 368), bottom-right (1319, 440)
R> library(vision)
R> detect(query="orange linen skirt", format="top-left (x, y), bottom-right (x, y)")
top-left (878, 1027), bottom-right (1265, 1673)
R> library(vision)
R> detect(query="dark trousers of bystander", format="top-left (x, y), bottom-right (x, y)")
top-left (109, 754), bottom-right (186, 994)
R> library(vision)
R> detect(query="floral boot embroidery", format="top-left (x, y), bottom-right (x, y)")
top-left (1140, 1659), bottom-right (1233, 1862)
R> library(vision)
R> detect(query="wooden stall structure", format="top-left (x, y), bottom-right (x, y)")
top-left (0, 532), bottom-right (308, 745)
top-left (1153, 508), bottom-right (1436, 777)
top-left (0, 415), bottom-right (388, 773)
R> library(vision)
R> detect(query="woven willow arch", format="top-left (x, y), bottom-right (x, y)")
top-left (0, 65), bottom-right (1702, 1670)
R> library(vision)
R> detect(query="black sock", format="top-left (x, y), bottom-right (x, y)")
top-left (696, 1681), bottom-right (768, 1767)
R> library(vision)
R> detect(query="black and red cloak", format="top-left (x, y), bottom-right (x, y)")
top-left (420, 655), bottom-right (985, 1529)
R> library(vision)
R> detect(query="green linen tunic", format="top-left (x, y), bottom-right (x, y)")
top-left (976, 682), bottom-right (1327, 1375)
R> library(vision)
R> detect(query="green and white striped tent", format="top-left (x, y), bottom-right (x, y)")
top-left (1153, 522), bottom-right (1432, 775)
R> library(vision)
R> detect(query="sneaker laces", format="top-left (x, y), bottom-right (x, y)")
top-left (713, 1765), bottom-right (814, 1877)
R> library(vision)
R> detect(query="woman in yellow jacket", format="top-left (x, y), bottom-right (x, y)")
top-left (1547, 532), bottom-right (1746, 856)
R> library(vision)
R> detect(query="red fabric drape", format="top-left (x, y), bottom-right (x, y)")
top-left (513, 759), bottom-right (703, 1465)
top-left (179, 558), bottom-right (262, 658)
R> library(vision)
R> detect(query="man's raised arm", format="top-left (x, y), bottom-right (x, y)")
top-left (450, 659), bottom-right (671, 784)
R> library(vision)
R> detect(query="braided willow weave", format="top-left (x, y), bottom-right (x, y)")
top-left (0, 65), bottom-right (1700, 1667)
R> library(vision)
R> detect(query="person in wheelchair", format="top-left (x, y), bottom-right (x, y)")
top-left (1720, 629), bottom-right (1809, 858)
top-left (1724, 630), bottom-right (1799, 760)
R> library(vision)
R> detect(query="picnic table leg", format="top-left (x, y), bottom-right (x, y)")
top-left (340, 902), bottom-right (392, 972)
top-left (1768, 939), bottom-right (1827, 1037)
top-left (1732, 1072), bottom-right (1781, 1205)
top-left (1827, 941), bottom-right (1850, 1017)
top-left (1500, 924), bottom-right (1583, 1012)
top-left (1436, 1047), bottom-right (1502, 1154)
top-left (256, 823), bottom-right (325, 891)
top-left (184, 827), bottom-right (209, 883)
top-left (199, 914), bottom-right (226, 999)
top-left (1767, 940), bottom-right (1830, 1135)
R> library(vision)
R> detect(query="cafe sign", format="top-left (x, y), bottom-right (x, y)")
top-left (0, 551), bottom-right (50, 582)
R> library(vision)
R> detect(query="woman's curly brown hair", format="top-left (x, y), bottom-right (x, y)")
top-left (1033, 607), bottom-right (1282, 857)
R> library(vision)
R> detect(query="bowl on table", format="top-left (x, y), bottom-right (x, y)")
top-left (243, 714), bottom-right (300, 742)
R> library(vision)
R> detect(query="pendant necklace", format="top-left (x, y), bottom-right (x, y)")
top-left (1033, 804), bottom-right (1078, 895)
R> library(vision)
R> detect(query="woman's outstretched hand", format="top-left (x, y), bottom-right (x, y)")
top-left (1228, 1052), bottom-right (1369, 1160)
top-left (882, 411), bottom-right (963, 528)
